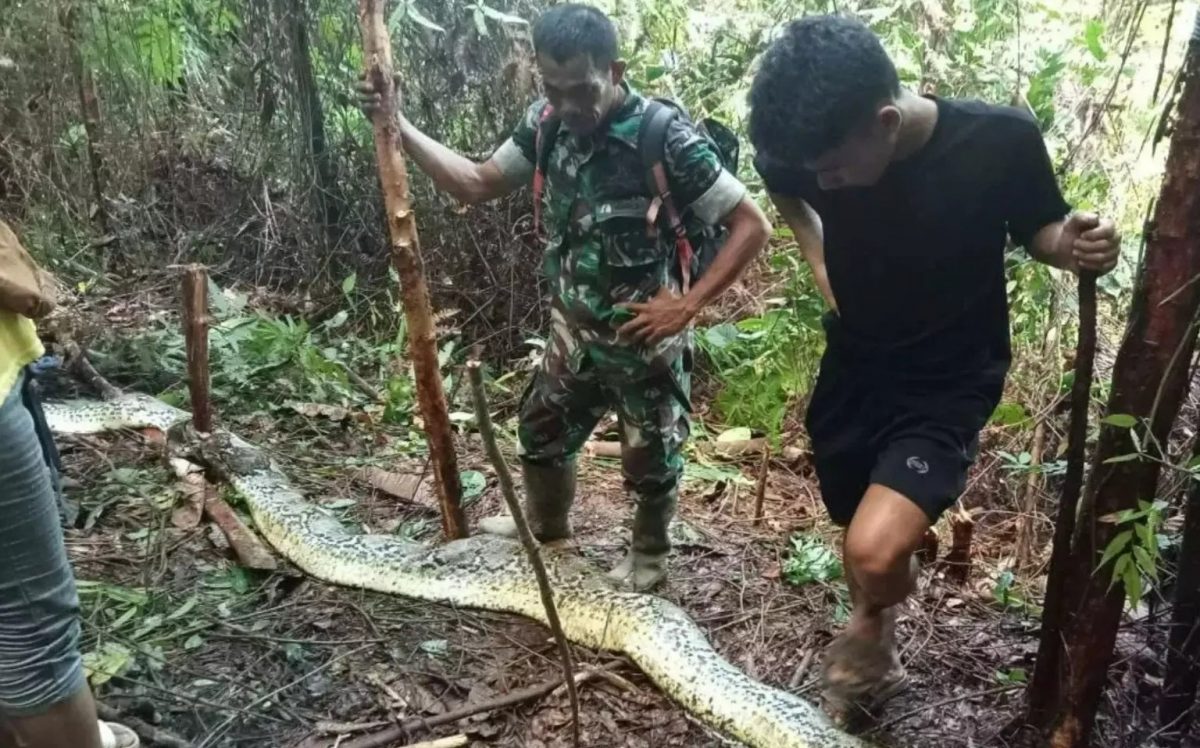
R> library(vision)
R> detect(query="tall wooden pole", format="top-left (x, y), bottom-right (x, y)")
top-left (181, 264), bottom-right (213, 434)
top-left (357, 0), bottom-right (466, 540)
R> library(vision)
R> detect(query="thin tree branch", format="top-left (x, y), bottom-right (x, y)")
top-left (466, 351), bottom-right (580, 748)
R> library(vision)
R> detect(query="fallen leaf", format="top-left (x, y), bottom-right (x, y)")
top-left (170, 458), bottom-right (210, 530)
top-left (286, 401), bottom-right (370, 424)
top-left (359, 467), bottom-right (429, 505)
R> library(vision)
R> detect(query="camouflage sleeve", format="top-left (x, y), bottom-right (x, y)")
top-left (491, 98), bottom-right (546, 188)
top-left (663, 117), bottom-right (747, 226)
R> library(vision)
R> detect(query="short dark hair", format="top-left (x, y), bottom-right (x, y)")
top-left (749, 15), bottom-right (900, 163)
top-left (533, 4), bottom-right (619, 69)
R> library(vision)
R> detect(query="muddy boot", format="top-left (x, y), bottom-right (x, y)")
top-left (820, 554), bottom-right (917, 719)
top-left (607, 491), bottom-right (675, 592)
top-left (478, 460), bottom-right (576, 542)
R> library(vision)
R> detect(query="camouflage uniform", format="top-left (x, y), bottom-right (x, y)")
top-left (488, 82), bottom-right (747, 585)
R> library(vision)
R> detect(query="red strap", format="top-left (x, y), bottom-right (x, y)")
top-left (648, 162), bottom-right (694, 293)
top-left (533, 105), bottom-right (555, 241)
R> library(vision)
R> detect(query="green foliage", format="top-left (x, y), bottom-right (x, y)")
top-left (782, 534), bottom-right (843, 586)
top-left (683, 459), bottom-right (754, 486)
top-left (992, 569), bottom-right (1041, 616)
top-left (460, 469), bottom-right (487, 503)
top-left (1096, 499), bottom-right (1168, 609)
top-left (697, 244), bottom-right (826, 437)
top-left (994, 667), bottom-right (1028, 685)
top-left (93, 279), bottom-right (421, 422)
top-left (997, 450), bottom-right (1067, 477)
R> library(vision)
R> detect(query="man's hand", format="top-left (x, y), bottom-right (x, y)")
top-left (355, 72), bottom-right (402, 120)
top-left (1057, 212), bottom-right (1121, 275)
top-left (616, 287), bottom-right (697, 346)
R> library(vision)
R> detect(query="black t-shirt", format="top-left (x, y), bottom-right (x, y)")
top-left (755, 97), bottom-right (1070, 384)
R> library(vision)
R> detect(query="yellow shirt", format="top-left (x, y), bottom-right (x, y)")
top-left (0, 311), bottom-right (44, 401)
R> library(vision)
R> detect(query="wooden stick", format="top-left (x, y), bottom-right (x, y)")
top-left (1027, 271), bottom-right (1098, 722)
top-left (466, 353), bottom-right (580, 747)
top-left (202, 493), bottom-right (279, 571)
top-left (753, 444), bottom-right (770, 525)
top-left (398, 736), bottom-right (468, 748)
top-left (338, 665), bottom-right (615, 748)
top-left (943, 504), bottom-right (975, 585)
top-left (167, 457), bottom-right (277, 570)
top-left (95, 701), bottom-right (191, 748)
top-left (357, 0), bottom-right (466, 540)
top-left (181, 264), bottom-right (213, 433)
top-left (64, 342), bottom-right (121, 400)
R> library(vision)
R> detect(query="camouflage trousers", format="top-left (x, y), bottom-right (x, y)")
top-left (517, 314), bottom-right (692, 505)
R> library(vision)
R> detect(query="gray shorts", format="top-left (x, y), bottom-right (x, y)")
top-left (0, 371), bottom-right (87, 716)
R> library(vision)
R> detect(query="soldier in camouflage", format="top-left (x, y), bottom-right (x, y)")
top-left (359, 3), bottom-right (770, 591)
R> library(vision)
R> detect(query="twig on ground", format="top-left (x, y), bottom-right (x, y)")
top-left (338, 361), bottom-right (385, 403)
top-left (202, 492), bottom-right (279, 571)
top-left (466, 351), bottom-right (581, 748)
top-left (64, 342), bottom-right (122, 400)
top-left (867, 684), bottom-right (1022, 732)
top-left (197, 644), bottom-right (373, 748)
top-left (95, 700), bottom-right (193, 748)
top-left (753, 445), bottom-right (770, 526)
top-left (339, 665), bottom-right (618, 748)
top-left (166, 456), bottom-right (277, 570)
top-left (398, 737), bottom-right (468, 748)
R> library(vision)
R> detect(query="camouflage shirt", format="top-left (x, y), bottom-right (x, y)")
top-left (491, 82), bottom-right (747, 369)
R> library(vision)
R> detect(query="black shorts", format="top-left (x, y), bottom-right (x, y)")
top-left (805, 349), bottom-right (1006, 527)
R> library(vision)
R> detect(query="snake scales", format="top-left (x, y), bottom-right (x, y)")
top-left (43, 392), bottom-right (866, 748)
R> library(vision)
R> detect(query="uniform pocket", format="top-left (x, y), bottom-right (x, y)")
top-left (594, 198), bottom-right (666, 305)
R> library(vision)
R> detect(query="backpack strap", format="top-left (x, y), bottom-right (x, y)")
top-left (532, 103), bottom-right (560, 242)
top-left (638, 99), bottom-right (696, 293)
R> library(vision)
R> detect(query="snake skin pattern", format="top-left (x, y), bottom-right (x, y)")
top-left (43, 394), bottom-right (867, 748)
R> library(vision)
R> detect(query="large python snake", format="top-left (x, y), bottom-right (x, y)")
top-left (44, 392), bottom-right (866, 748)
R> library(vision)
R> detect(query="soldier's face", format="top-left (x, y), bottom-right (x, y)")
top-left (806, 104), bottom-right (901, 190)
top-left (537, 53), bottom-right (627, 137)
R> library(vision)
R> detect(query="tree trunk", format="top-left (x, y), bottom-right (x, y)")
top-left (357, 0), bottom-right (466, 540)
top-left (1028, 19), bottom-right (1200, 746)
top-left (59, 5), bottom-right (111, 241)
top-left (1160, 434), bottom-right (1200, 739)
top-left (288, 0), bottom-right (340, 239)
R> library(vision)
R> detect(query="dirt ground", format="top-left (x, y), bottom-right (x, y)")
top-left (49, 385), bottom-right (1173, 748)
top-left (35, 281), bottom-right (1176, 748)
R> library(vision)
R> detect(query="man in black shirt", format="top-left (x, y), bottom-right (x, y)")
top-left (748, 15), bottom-right (1121, 714)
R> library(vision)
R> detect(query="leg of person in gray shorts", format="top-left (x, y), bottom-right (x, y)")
top-left (0, 371), bottom-right (138, 748)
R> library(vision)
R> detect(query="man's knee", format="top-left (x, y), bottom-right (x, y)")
top-left (844, 484), bottom-right (931, 583)
top-left (620, 440), bottom-right (683, 500)
top-left (623, 470), bottom-right (679, 501)
top-left (844, 525), bottom-right (911, 582)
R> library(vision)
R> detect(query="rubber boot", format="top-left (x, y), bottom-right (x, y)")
top-left (477, 460), bottom-right (576, 542)
top-left (607, 490), bottom-right (675, 592)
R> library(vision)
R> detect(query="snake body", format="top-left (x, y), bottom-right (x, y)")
top-left (44, 394), bottom-right (866, 748)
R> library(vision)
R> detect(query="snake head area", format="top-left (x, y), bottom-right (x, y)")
top-left (166, 423), bottom-right (272, 479)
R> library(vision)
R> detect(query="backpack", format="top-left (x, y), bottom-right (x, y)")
top-left (0, 219), bottom-right (56, 319)
top-left (532, 97), bottom-right (739, 293)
